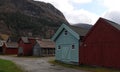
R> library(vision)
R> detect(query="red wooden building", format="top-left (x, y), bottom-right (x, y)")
top-left (18, 37), bottom-right (36, 56)
top-left (3, 42), bottom-right (18, 54)
top-left (80, 17), bottom-right (120, 68)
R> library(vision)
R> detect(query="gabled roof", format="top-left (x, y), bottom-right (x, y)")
top-left (7, 36), bottom-right (19, 42)
top-left (19, 37), bottom-right (41, 43)
top-left (5, 42), bottom-right (18, 48)
top-left (21, 37), bottom-right (29, 43)
top-left (82, 17), bottom-right (120, 43)
top-left (69, 25), bottom-right (89, 36)
top-left (0, 40), bottom-right (4, 47)
top-left (52, 24), bottom-right (89, 41)
top-left (101, 18), bottom-right (120, 30)
top-left (36, 39), bottom-right (55, 48)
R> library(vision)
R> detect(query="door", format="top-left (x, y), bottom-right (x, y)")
top-left (61, 44), bottom-right (71, 61)
top-left (18, 47), bottom-right (23, 56)
top-left (33, 48), bottom-right (40, 56)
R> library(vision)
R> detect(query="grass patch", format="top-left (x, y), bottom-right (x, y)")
top-left (49, 60), bottom-right (120, 72)
top-left (0, 59), bottom-right (24, 72)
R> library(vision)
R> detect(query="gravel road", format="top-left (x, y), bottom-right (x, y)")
top-left (0, 55), bottom-right (89, 72)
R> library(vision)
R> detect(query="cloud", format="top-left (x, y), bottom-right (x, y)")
top-left (103, 0), bottom-right (120, 10)
top-left (71, 0), bottom-right (92, 4)
top-left (101, 0), bottom-right (120, 24)
top-left (34, 0), bottom-right (73, 12)
top-left (103, 10), bottom-right (120, 24)
top-left (34, 0), bottom-right (98, 24)
top-left (66, 9), bottom-right (99, 24)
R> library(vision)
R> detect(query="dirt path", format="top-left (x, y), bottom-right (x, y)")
top-left (0, 55), bottom-right (89, 72)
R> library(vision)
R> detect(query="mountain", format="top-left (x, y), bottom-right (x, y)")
top-left (0, 0), bottom-right (68, 40)
top-left (72, 23), bottom-right (92, 30)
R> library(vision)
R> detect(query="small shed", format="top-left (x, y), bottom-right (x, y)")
top-left (80, 17), bottom-right (120, 69)
top-left (52, 24), bottom-right (88, 65)
top-left (2, 42), bottom-right (18, 54)
top-left (18, 37), bottom-right (36, 56)
top-left (33, 39), bottom-right (55, 56)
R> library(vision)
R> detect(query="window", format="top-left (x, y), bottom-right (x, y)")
top-left (58, 45), bottom-right (61, 49)
top-left (72, 45), bottom-right (75, 49)
top-left (64, 30), bottom-right (68, 35)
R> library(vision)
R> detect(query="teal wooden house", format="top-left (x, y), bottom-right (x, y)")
top-left (52, 24), bottom-right (88, 65)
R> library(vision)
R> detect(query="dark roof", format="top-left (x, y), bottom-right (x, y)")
top-left (36, 39), bottom-right (55, 48)
top-left (69, 25), bottom-right (89, 36)
top-left (0, 41), bottom-right (3, 47)
top-left (5, 42), bottom-right (18, 48)
top-left (102, 18), bottom-right (120, 30)
top-left (21, 37), bottom-right (29, 43)
top-left (7, 36), bottom-right (19, 42)
top-left (52, 24), bottom-right (89, 41)
top-left (20, 37), bottom-right (41, 43)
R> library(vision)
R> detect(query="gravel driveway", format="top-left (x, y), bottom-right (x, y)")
top-left (0, 55), bottom-right (89, 72)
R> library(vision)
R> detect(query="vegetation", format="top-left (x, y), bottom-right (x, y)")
top-left (0, 0), bottom-right (68, 39)
top-left (0, 59), bottom-right (23, 72)
top-left (0, 12), bottom-right (62, 38)
top-left (49, 60), bottom-right (120, 72)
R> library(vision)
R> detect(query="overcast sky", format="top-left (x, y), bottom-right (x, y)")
top-left (34, 0), bottom-right (120, 25)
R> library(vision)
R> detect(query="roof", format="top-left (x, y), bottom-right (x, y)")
top-left (69, 25), bottom-right (89, 36)
top-left (0, 41), bottom-right (4, 47)
top-left (101, 18), bottom-right (120, 30)
top-left (36, 39), bottom-right (55, 48)
top-left (19, 37), bottom-right (41, 43)
top-left (52, 24), bottom-right (89, 41)
top-left (21, 37), bottom-right (29, 43)
top-left (7, 36), bottom-right (19, 42)
top-left (5, 42), bottom-right (18, 48)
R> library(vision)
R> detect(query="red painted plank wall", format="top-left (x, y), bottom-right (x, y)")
top-left (18, 38), bottom-right (36, 56)
top-left (2, 44), bottom-right (18, 55)
top-left (80, 18), bottom-right (120, 69)
top-left (5, 48), bottom-right (18, 54)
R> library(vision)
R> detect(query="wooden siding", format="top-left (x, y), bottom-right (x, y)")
top-left (2, 43), bottom-right (18, 55)
top-left (33, 42), bottom-right (55, 56)
top-left (18, 38), bottom-right (36, 56)
top-left (33, 43), bottom-right (41, 56)
top-left (55, 29), bottom-right (79, 64)
top-left (80, 18), bottom-right (120, 68)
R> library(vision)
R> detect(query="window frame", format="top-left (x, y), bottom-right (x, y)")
top-left (72, 45), bottom-right (75, 49)
top-left (64, 30), bottom-right (68, 35)
top-left (58, 45), bottom-right (61, 49)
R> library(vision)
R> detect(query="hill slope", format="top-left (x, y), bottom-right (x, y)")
top-left (0, 0), bottom-right (68, 39)
top-left (72, 23), bottom-right (92, 30)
